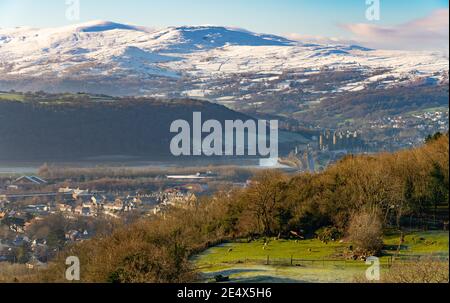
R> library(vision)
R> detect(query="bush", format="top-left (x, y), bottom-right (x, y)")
top-left (383, 258), bottom-right (449, 283)
top-left (0, 263), bottom-right (33, 283)
top-left (107, 246), bottom-right (195, 283)
top-left (347, 208), bottom-right (384, 256)
top-left (315, 226), bottom-right (342, 243)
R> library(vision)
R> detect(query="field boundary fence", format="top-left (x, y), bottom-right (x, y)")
top-left (229, 254), bottom-right (448, 268)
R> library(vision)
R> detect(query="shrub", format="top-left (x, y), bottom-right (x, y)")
top-left (383, 258), bottom-right (449, 283)
top-left (347, 208), bottom-right (384, 256)
top-left (315, 226), bottom-right (342, 243)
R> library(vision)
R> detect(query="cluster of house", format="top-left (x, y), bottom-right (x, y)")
top-left (1, 180), bottom-right (202, 234)
top-left (1, 188), bottom-right (199, 223)
top-left (54, 187), bottom-right (140, 219)
top-left (1, 174), bottom-right (208, 265)
top-left (151, 187), bottom-right (198, 215)
top-left (0, 229), bottom-right (90, 267)
top-left (55, 185), bottom-right (200, 218)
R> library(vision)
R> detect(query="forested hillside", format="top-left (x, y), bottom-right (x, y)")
top-left (0, 93), bottom-right (251, 161)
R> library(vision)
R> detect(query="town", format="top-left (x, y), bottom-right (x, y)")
top-left (0, 170), bottom-right (236, 268)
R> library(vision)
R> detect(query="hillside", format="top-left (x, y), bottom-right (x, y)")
top-left (0, 92), bottom-right (309, 162)
top-left (296, 85), bottom-right (449, 126)
top-left (0, 93), bottom-right (249, 161)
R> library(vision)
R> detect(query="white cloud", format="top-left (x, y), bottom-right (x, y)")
top-left (340, 9), bottom-right (449, 52)
top-left (285, 9), bottom-right (449, 53)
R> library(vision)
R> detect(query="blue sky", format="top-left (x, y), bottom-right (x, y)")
top-left (0, 0), bottom-right (448, 50)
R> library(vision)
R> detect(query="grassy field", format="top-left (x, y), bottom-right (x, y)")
top-left (0, 92), bottom-right (25, 102)
top-left (383, 230), bottom-right (449, 256)
top-left (192, 230), bottom-right (449, 283)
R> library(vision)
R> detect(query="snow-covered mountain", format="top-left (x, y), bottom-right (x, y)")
top-left (0, 20), bottom-right (448, 100)
top-left (0, 21), bottom-right (292, 77)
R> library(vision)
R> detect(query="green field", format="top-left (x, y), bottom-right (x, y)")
top-left (384, 231), bottom-right (449, 256)
top-left (0, 92), bottom-right (116, 104)
top-left (0, 92), bottom-right (25, 102)
top-left (192, 231), bottom-right (449, 283)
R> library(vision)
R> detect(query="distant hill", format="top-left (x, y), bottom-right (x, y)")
top-left (0, 93), bottom-right (250, 161)
top-left (297, 85), bottom-right (450, 127)
top-left (0, 92), bottom-right (308, 162)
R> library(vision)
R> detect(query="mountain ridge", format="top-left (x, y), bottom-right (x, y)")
top-left (1, 21), bottom-right (446, 80)
top-left (0, 21), bottom-right (448, 133)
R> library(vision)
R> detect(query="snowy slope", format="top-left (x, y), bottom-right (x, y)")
top-left (0, 21), bottom-right (294, 77)
top-left (0, 20), bottom-right (448, 94)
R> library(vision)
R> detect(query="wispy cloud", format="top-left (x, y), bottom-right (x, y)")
top-left (285, 9), bottom-right (449, 53)
top-left (340, 9), bottom-right (449, 52)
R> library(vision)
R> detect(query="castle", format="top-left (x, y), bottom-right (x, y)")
top-left (319, 130), bottom-right (365, 152)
